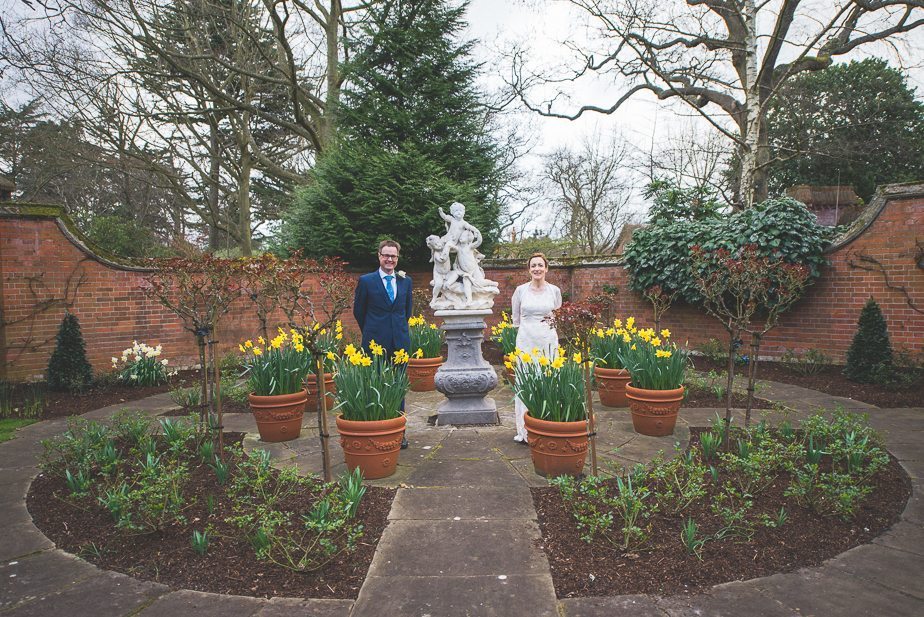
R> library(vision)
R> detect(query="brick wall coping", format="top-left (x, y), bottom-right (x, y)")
top-left (0, 203), bottom-right (152, 272)
top-left (828, 182), bottom-right (924, 252)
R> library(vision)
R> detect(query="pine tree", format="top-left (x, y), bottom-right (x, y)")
top-left (844, 297), bottom-right (894, 384)
top-left (284, 0), bottom-right (503, 266)
top-left (46, 311), bottom-right (94, 392)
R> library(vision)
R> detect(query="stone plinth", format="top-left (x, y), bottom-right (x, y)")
top-left (433, 309), bottom-right (499, 425)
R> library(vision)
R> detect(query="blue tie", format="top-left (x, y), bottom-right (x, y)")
top-left (385, 275), bottom-right (395, 302)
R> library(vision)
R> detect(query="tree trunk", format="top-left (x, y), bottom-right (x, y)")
top-left (723, 329), bottom-right (737, 449)
top-left (238, 115), bottom-right (253, 257)
top-left (207, 119), bottom-right (222, 251)
top-left (745, 332), bottom-right (762, 428)
top-left (739, 0), bottom-right (761, 209)
top-left (320, 1), bottom-right (342, 150)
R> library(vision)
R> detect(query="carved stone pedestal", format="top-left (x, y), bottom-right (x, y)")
top-left (433, 309), bottom-right (499, 425)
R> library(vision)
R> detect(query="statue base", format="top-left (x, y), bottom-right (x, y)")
top-left (433, 309), bottom-right (499, 426)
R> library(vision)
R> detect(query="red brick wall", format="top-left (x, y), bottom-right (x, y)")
top-left (2, 190), bottom-right (922, 381)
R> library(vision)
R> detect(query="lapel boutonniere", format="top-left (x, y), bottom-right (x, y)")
top-left (397, 270), bottom-right (407, 279)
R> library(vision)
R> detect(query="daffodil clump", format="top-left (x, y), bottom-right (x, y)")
top-left (490, 312), bottom-right (519, 355)
top-left (309, 320), bottom-right (345, 373)
top-left (512, 348), bottom-right (587, 423)
top-left (588, 317), bottom-right (639, 369)
top-left (408, 315), bottom-right (444, 359)
top-left (240, 329), bottom-right (312, 396)
top-left (613, 321), bottom-right (689, 390)
top-left (333, 342), bottom-right (410, 422)
top-left (111, 341), bottom-right (171, 386)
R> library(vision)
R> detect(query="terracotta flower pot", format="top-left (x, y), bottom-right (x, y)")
top-left (407, 356), bottom-right (443, 392)
top-left (306, 372), bottom-right (337, 411)
top-left (524, 412), bottom-right (588, 477)
top-left (594, 366), bottom-right (631, 408)
top-left (336, 414), bottom-right (406, 480)
top-left (249, 390), bottom-right (307, 443)
top-left (625, 384), bottom-right (684, 437)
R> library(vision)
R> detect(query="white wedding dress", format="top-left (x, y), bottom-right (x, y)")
top-left (511, 282), bottom-right (563, 441)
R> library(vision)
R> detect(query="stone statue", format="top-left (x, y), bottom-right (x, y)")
top-left (429, 202), bottom-right (499, 310)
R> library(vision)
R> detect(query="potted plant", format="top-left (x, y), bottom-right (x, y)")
top-left (513, 350), bottom-right (588, 477)
top-left (334, 343), bottom-right (410, 479)
top-left (616, 326), bottom-right (690, 436)
top-left (241, 330), bottom-right (312, 442)
top-left (589, 317), bottom-right (634, 407)
top-left (490, 312), bottom-right (518, 383)
top-left (406, 315), bottom-right (445, 391)
top-left (305, 321), bottom-right (344, 410)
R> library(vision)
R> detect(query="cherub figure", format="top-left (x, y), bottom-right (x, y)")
top-left (426, 234), bottom-right (463, 305)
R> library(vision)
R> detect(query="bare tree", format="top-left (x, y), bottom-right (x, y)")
top-left (544, 133), bottom-right (633, 255)
top-left (512, 0), bottom-right (924, 207)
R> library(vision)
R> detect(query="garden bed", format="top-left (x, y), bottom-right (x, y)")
top-left (28, 425), bottom-right (395, 599)
top-left (692, 358), bottom-right (922, 408)
top-left (532, 421), bottom-right (911, 598)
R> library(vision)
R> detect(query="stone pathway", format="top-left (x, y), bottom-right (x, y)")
top-left (1, 376), bottom-right (922, 616)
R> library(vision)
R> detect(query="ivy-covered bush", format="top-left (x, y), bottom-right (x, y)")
top-left (844, 298), bottom-right (894, 384)
top-left (46, 311), bottom-right (93, 392)
top-left (622, 182), bottom-right (832, 303)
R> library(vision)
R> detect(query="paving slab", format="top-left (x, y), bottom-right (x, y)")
top-left (388, 486), bottom-right (536, 521)
top-left (366, 519), bottom-right (549, 577)
top-left (0, 522), bottom-right (54, 561)
top-left (900, 485), bottom-right (924, 525)
top-left (559, 594), bottom-right (664, 616)
top-left (353, 574), bottom-right (558, 617)
top-left (0, 464), bottom-right (39, 487)
top-left (136, 589), bottom-right (263, 617)
top-left (873, 520), bottom-right (924, 556)
top-left (657, 583), bottom-right (795, 616)
top-left (0, 550), bottom-right (102, 611)
top-left (825, 543), bottom-right (924, 599)
top-left (754, 567), bottom-right (924, 616)
top-left (406, 457), bottom-right (523, 487)
top-left (3, 569), bottom-right (167, 617)
top-left (255, 597), bottom-right (353, 617)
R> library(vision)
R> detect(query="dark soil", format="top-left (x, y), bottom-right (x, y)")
top-left (27, 433), bottom-right (395, 599)
top-left (532, 428), bottom-right (911, 598)
top-left (682, 385), bottom-right (773, 410)
top-left (7, 370), bottom-right (202, 419)
top-left (692, 357), bottom-right (922, 408)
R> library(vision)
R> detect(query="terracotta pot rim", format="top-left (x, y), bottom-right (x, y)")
top-left (248, 389), bottom-right (308, 402)
top-left (524, 412), bottom-right (588, 429)
top-left (593, 366), bottom-right (629, 376)
top-left (626, 383), bottom-right (685, 396)
top-left (335, 413), bottom-right (407, 428)
top-left (408, 356), bottom-right (444, 364)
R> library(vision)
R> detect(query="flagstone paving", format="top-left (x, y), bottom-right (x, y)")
top-left (1, 373), bottom-right (921, 615)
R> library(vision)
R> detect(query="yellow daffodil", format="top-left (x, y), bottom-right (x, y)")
top-left (656, 349), bottom-right (672, 358)
top-left (558, 346), bottom-right (567, 357)
top-left (239, 344), bottom-right (245, 353)
top-left (257, 336), bottom-right (265, 345)
top-left (661, 329), bottom-right (671, 339)
top-left (414, 348), bottom-right (424, 359)
top-left (572, 352), bottom-right (582, 364)
top-left (345, 344), bottom-right (357, 356)
top-left (519, 352), bottom-right (533, 363)
top-left (606, 327), bottom-right (616, 336)
top-left (295, 343), bottom-right (305, 352)
top-left (538, 355), bottom-right (550, 366)
top-left (244, 340), bottom-right (253, 348)
top-left (326, 351), bottom-right (337, 361)
top-left (253, 347), bottom-right (263, 355)
top-left (504, 360), bottom-right (513, 370)
top-left (613, 318), bottom-right (623, 328)
top-left (626, 316), bottom-right (635, 329)
top-left (360, 356), bottom-right (372, 367)
top-left (430, 324), bottom-right (438, 330)
top-left (596, 328), bottom-right (605, 338)
top-left (370, 341), bottom-right (384, 356)
top-left (551, 356), bottom-right (565, 369)
top-left (651, 337), bottom-right (662, 347)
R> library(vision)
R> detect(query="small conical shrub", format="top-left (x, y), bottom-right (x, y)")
top-left (46, 311), bottom-right (93, 392)
top-left (844, 297), bottom-right (893, 384)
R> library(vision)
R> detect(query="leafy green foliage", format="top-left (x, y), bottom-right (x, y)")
top-left (767, 59), bottom-right (924, 201)
top-left (623, 183), bottom-right (831, 303)
top-left (281, 0), bottom-right (503, 266)
top-left (844, 298), bottom-right (894, 384)
top-left (46, 312), bottom-right (93, 392)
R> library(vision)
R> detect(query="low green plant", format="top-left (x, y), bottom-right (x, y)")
top-left (46, 311), bottom-right (93, 392)
top-left (333, 344), bottom-right (410, 421)
top-left (191, 530), bottom-right (210, 555)
top-left (697, 338), bottom-right (728, 364)
top-left (699, 431), bottom-right (720, 462)
top-left (780, 348), bottom-right (832, 377)
top-left (339, 467), bottom-right (367, 518)
top-left (408, 315), bottom-right (445, 359)
top-left (0, 382), bottom-right (45, 420)
top-left (680, 517), bottom-right (705, 559)
top-left (65, 468), bottom-right (92, 496)
top-left (169, 386), bottom-right (202, 409)
top-left (511, 350), bottom-right (586, 422)
top-left (110, 341), bottom-right (171, 386)
top-left (844, 298), bottom-right (893, 384)
top-left (210, 458), bottom-right (230, 485)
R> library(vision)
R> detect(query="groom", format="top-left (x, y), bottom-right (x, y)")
top-left (353, 239), bottom-right (413, 448)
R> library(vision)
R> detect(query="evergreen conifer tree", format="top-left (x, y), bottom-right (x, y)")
top-left (46, 311), bottom-right (94, 391)
top-left (284, 0), bottom-right (503, 265)
top-left (844, 297), bottom-right (894, 383)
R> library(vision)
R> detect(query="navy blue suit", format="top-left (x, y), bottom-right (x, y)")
top-left (353, 271), bottom-right (413, 358)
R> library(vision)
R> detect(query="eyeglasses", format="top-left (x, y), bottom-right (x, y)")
top-left (379, 253), bottom-right (399, 261)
